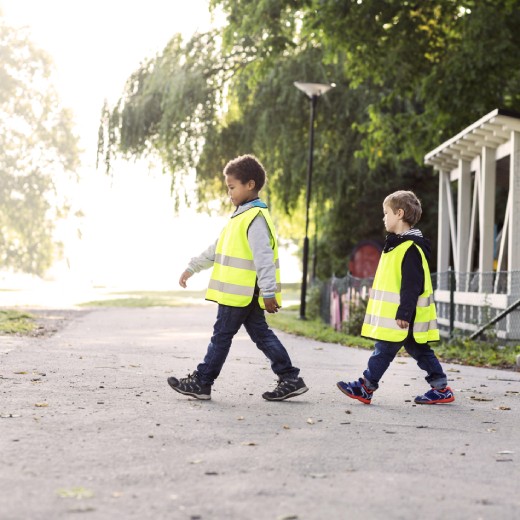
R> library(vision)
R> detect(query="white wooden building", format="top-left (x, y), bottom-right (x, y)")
top-left (424, 108), bottom-right (520, 340)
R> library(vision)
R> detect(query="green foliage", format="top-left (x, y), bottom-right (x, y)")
top-left (0, 309), bottom-right (35, 334)
top-left (100, 0), bottom-right (520, 276)
top-left (97, 31), bottom-right (233, 210)
top-left (0, 18), bottom-right (80, 275)
top-left (305, 283), bottom-right (323, 320)
top-left (342, 297), bottom-right (369, 336)
top-left (305, 0), bottom-right (520, 169)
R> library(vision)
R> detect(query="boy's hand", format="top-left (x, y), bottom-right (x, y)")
top-left (264, 297), bottom-right (281, 314)
top-left (179, 270), bottom-right (193, 288)
top-left (396, 319), bottom-right (409, 329)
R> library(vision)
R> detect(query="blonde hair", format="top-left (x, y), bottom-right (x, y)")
top-left (384, 190), bottom-right (422, 226)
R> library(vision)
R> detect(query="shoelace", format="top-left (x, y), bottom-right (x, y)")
top-left (274, 380), bottom-right (294, 393)
top-left (181, 373), bottom-right (198, 385)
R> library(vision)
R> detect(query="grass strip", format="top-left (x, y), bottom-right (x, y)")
top-left (267, 307), bottom-right (373, 349)
top-left (268, 308), bottom-right (520, 370)
top-left (0, 309), bottom-right (36, 334)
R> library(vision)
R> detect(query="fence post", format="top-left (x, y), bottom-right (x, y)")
top-left (449, 266), bottom-right (455, 339)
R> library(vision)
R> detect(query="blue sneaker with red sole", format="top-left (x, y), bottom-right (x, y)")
top-left (337, 378), bottom-right (373, 404)
top-left (414, 386), bottom-right (455, 404)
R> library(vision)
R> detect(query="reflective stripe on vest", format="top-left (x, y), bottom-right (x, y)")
top-left (361, 241), bottom-right (440, 343)
top-left (205, 207), bottom-right (281, 309)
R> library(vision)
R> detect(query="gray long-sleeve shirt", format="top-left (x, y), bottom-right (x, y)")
top-left (185, 200), bottom-right (278, 298)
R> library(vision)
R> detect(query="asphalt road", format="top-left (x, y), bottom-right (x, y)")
top-left (1, 305), bottom-right (519, 520)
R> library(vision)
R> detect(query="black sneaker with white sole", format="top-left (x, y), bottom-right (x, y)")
top-left (167, 371), bottom-right (211, 400)
top-left (262, 377), bottom-right (309, 401)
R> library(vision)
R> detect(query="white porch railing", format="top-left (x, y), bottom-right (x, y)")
top-left (432, 270), bottom-right (520, 340)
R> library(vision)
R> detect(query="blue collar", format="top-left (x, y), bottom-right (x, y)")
top-left (239, 198), bottom-right (267, 209)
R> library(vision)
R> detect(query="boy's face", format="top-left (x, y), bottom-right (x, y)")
top-left (225, 174), bottom-right (256, 207)
top-left (383, 203), bottom-right (402, 233)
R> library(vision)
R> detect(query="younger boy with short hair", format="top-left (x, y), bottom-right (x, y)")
top-left (168, 154), bottom-right (308, 401)
top-left (337, 190), bottom-right (454, 405)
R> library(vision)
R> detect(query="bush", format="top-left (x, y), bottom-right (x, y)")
top-left (435, 334), bottom-right (520, 369)
top-left (342, 297), bottom-right (368, 336)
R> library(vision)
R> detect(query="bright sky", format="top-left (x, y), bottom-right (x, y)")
top-left (0, 1), bottom-right (302, 294)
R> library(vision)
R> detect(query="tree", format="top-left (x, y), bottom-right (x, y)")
top-left (0, 16), bottom-right (80, 275)
top-left (100, 0), bottom-right (520, 277)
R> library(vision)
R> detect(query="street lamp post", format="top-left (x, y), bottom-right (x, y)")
top-left (294, 81), bottom-right (334, 320)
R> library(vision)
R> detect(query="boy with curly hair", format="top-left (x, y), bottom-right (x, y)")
top-left (168, 154), bottom-right (308, 402)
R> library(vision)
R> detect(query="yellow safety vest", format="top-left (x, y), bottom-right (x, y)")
top-left (361, 241), bottom-right (439, 343)
top-left (205, 206), bottom-right (282, 309)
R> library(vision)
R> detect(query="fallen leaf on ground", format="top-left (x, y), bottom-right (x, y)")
top-left (57, 487), bottom-right (94, 499)
top-left (68, 506), bottom-right (95, 513)
top-left (34, 402), bottom-right (48, 407)
top-left (307, 418), bottom-right (315, 425)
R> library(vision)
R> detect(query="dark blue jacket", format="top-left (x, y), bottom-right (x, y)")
top-left (383, 232), bottom-right (432, 324)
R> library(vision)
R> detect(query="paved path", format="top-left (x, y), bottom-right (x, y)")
top-left (1, 306), bottom-right (519, 520)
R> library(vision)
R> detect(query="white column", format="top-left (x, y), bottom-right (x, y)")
top-left (479, 146), bottom-right (496, 292)
top-left (437, 170), bottom-right (451, 288)
top-left (457, 159), bottom-right (471, 278)
top-left (509, 132), bottom-right (520, 294)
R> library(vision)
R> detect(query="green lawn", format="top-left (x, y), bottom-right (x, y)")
top-left (79, 289), bottom-right (207, 307)
top-left (79, 285), bottom-right (302, 308)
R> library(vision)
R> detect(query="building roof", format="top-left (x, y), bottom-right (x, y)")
top-left (424, 108), bottom-right (520, 171)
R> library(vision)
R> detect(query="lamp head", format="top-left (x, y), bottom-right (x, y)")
top-left (294, 81), bottom-right (335, 98)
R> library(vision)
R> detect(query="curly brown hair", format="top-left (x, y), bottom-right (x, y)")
top-left (223, 154), bottom-right (266, 191)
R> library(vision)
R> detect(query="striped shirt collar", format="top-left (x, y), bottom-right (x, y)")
top-left (399, 228), bottom-right (423, 238)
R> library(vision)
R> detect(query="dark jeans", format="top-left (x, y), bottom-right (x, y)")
top-left (363, 333), bottom-right (447, 391)
top-left (196, 298), bottom-right (300, 386)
